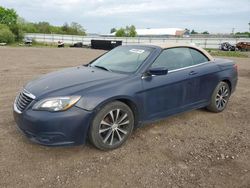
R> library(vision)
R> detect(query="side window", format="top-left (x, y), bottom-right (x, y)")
top-left (190, 48), bottom-right (209, 65)
top-left (152, 48), bottom-right (194, 71)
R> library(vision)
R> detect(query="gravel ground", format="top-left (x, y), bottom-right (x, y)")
top-left (0, 47), bottom-right (249, 188)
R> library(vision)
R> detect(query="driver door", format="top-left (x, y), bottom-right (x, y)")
top-left (141, 47), bottom-right (199, 121)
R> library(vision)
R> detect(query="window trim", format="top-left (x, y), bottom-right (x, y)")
top-left (168, 61), bottom-right (211, 73)
top-left (141, 61), bottom-right (211, 79)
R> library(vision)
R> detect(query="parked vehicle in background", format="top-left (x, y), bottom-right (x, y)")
top-left (24, 37), bottom-right (32, 46)
top-left (58, 41), bottom-right (64, 48)
top-left (13, 44), bottom-right (238, 150)
top-left (70, 42), bottom-right (83, 48)
top-left (220, 42), bottom-right (236, 51)
top-left (236, 42), bottom-right (250, 51)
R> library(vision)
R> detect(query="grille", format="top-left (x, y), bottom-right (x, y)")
top-left (15, 90), bottom-right (35, 112)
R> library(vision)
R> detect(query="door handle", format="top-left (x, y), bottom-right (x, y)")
top-left (189, 71), bottom-right (198, 75)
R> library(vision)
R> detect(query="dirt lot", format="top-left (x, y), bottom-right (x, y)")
top-left (0, 47), bottom-right (249, 188)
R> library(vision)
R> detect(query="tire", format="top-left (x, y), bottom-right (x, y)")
top-left (207, 81), bottom-right (231, 113)
top-left (89, 101), bottom-right (134, 150)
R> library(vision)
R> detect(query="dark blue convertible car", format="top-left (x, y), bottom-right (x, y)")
top-left (13, 44), bottom-right (238, 150)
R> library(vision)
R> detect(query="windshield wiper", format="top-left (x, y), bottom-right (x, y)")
top-left (92, 65), bottom-right (112, 72)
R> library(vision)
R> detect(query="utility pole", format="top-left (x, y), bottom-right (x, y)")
top-left (232, 28), bottom-right (235, 35)
top-left (248, 22), bottom-right (250, 32)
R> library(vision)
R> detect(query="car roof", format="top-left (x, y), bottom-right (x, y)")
top-left (151, 43), bottom-right (214, 61)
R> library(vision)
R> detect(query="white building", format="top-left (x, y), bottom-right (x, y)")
top-left (135, 28), bottom-right (186, 37)
top-left (107, 28), bottom-right (187, 37)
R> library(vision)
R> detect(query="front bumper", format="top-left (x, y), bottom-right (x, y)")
top-left (13, 105), bottom-right (93, 146)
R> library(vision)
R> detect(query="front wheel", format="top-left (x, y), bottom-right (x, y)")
top-left (207, 81), bottom-right (231, 113)
top-left (89, 101), bottom-right (134, 150)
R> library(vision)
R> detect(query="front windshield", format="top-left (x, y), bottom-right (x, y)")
top-left (90, 46), bottom-right (153, 73)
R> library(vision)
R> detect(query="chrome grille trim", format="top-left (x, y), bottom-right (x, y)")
top-left (22, 89), bottom-right (36, 100)
top-left (14, 89), bottom-right (36, 113)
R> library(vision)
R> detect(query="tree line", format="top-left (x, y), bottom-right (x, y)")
top-left (110, 25), bottom-right (137, 37)
top-left (1, 6), bottom-right (249, 44)
top-left (0, 6), bottom-right (86, 44)
top-left (110, 27), bottom-right (209, 37)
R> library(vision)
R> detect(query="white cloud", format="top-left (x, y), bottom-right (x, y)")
top-left (0, 0), bottom-right (249, 33)
top-left (84, 0), bottom-right (250, 16)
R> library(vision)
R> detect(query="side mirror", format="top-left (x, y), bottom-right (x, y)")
top-left (148, 67), bottom-right (168, 76)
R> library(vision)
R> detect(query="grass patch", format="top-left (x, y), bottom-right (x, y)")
top-left (5, 40), bottom-right (74, 48)
top-left (7, 42), bottom-right (66, 48)
top-left (206, 49), bottom-right (248, 58)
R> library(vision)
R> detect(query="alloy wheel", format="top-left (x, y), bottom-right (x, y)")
top-left (99, 109), bottom-right (130, 146)
top-left (216, 85), bottom-right (229, 110)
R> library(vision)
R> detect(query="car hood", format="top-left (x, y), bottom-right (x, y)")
top-left (24, 66), bottom-right (126, 99)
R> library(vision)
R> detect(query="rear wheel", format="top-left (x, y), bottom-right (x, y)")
top-left (89, 101), bottom-right (134, 150)
top-left (207, 81), bottom-right (231, 113)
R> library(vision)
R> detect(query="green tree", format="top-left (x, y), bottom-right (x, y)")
top-left (0, 24), bottom-right (15, 43)
top-left (110, 28), bottom-right (116, 33)
top-left (61, 22), bottom-right (86, 35)
top-left (70, 22), bottom-right (86, 35)
top-left (115, 28), bottom-right (126, 37)
top-left (235, 32), bottom-right (250, 37)
top-left (0, 6), bottom-right (22, 41)
top-left (202, 31), bottom-right (209, 34)
top-left (18, 18), bottom-right (38, 33)
top-left (1, 5), bottom-right (87, 42)
top-left (61, 22), bottom-right (69, 33)
top-left (127, 25), bottom-right (136, 37)
top-left (115, 25), bottom-right (137, 37)
top-left (10, 24), bottom-right (24, 41)
top-left (191, 29), bottom-right (198, 34)
top-left (36, 22), bottom-right (51, 33)
top-left (0, 6), bottom-right (18, 27)
top-left (50, 26), bottom-right (62, 34)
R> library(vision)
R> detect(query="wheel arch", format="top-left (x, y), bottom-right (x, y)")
top-left (116, 98), bottom-right (140, 128)
top-left (93, 96), bottom-right (141, 128)
top-left (221, 79), bottom-right (232, 92)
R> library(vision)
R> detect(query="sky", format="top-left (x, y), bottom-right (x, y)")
top-left (0, 0), bottom-right (249, 34)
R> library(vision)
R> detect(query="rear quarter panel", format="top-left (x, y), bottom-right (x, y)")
top-left (214, 58), bottom-right (238, 93)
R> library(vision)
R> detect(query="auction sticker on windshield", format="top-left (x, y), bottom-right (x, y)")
top-left (129, 49), bottom-right (145, 54)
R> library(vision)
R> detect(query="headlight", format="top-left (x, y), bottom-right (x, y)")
top-left (32, 96), bottom-right (81, 112)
